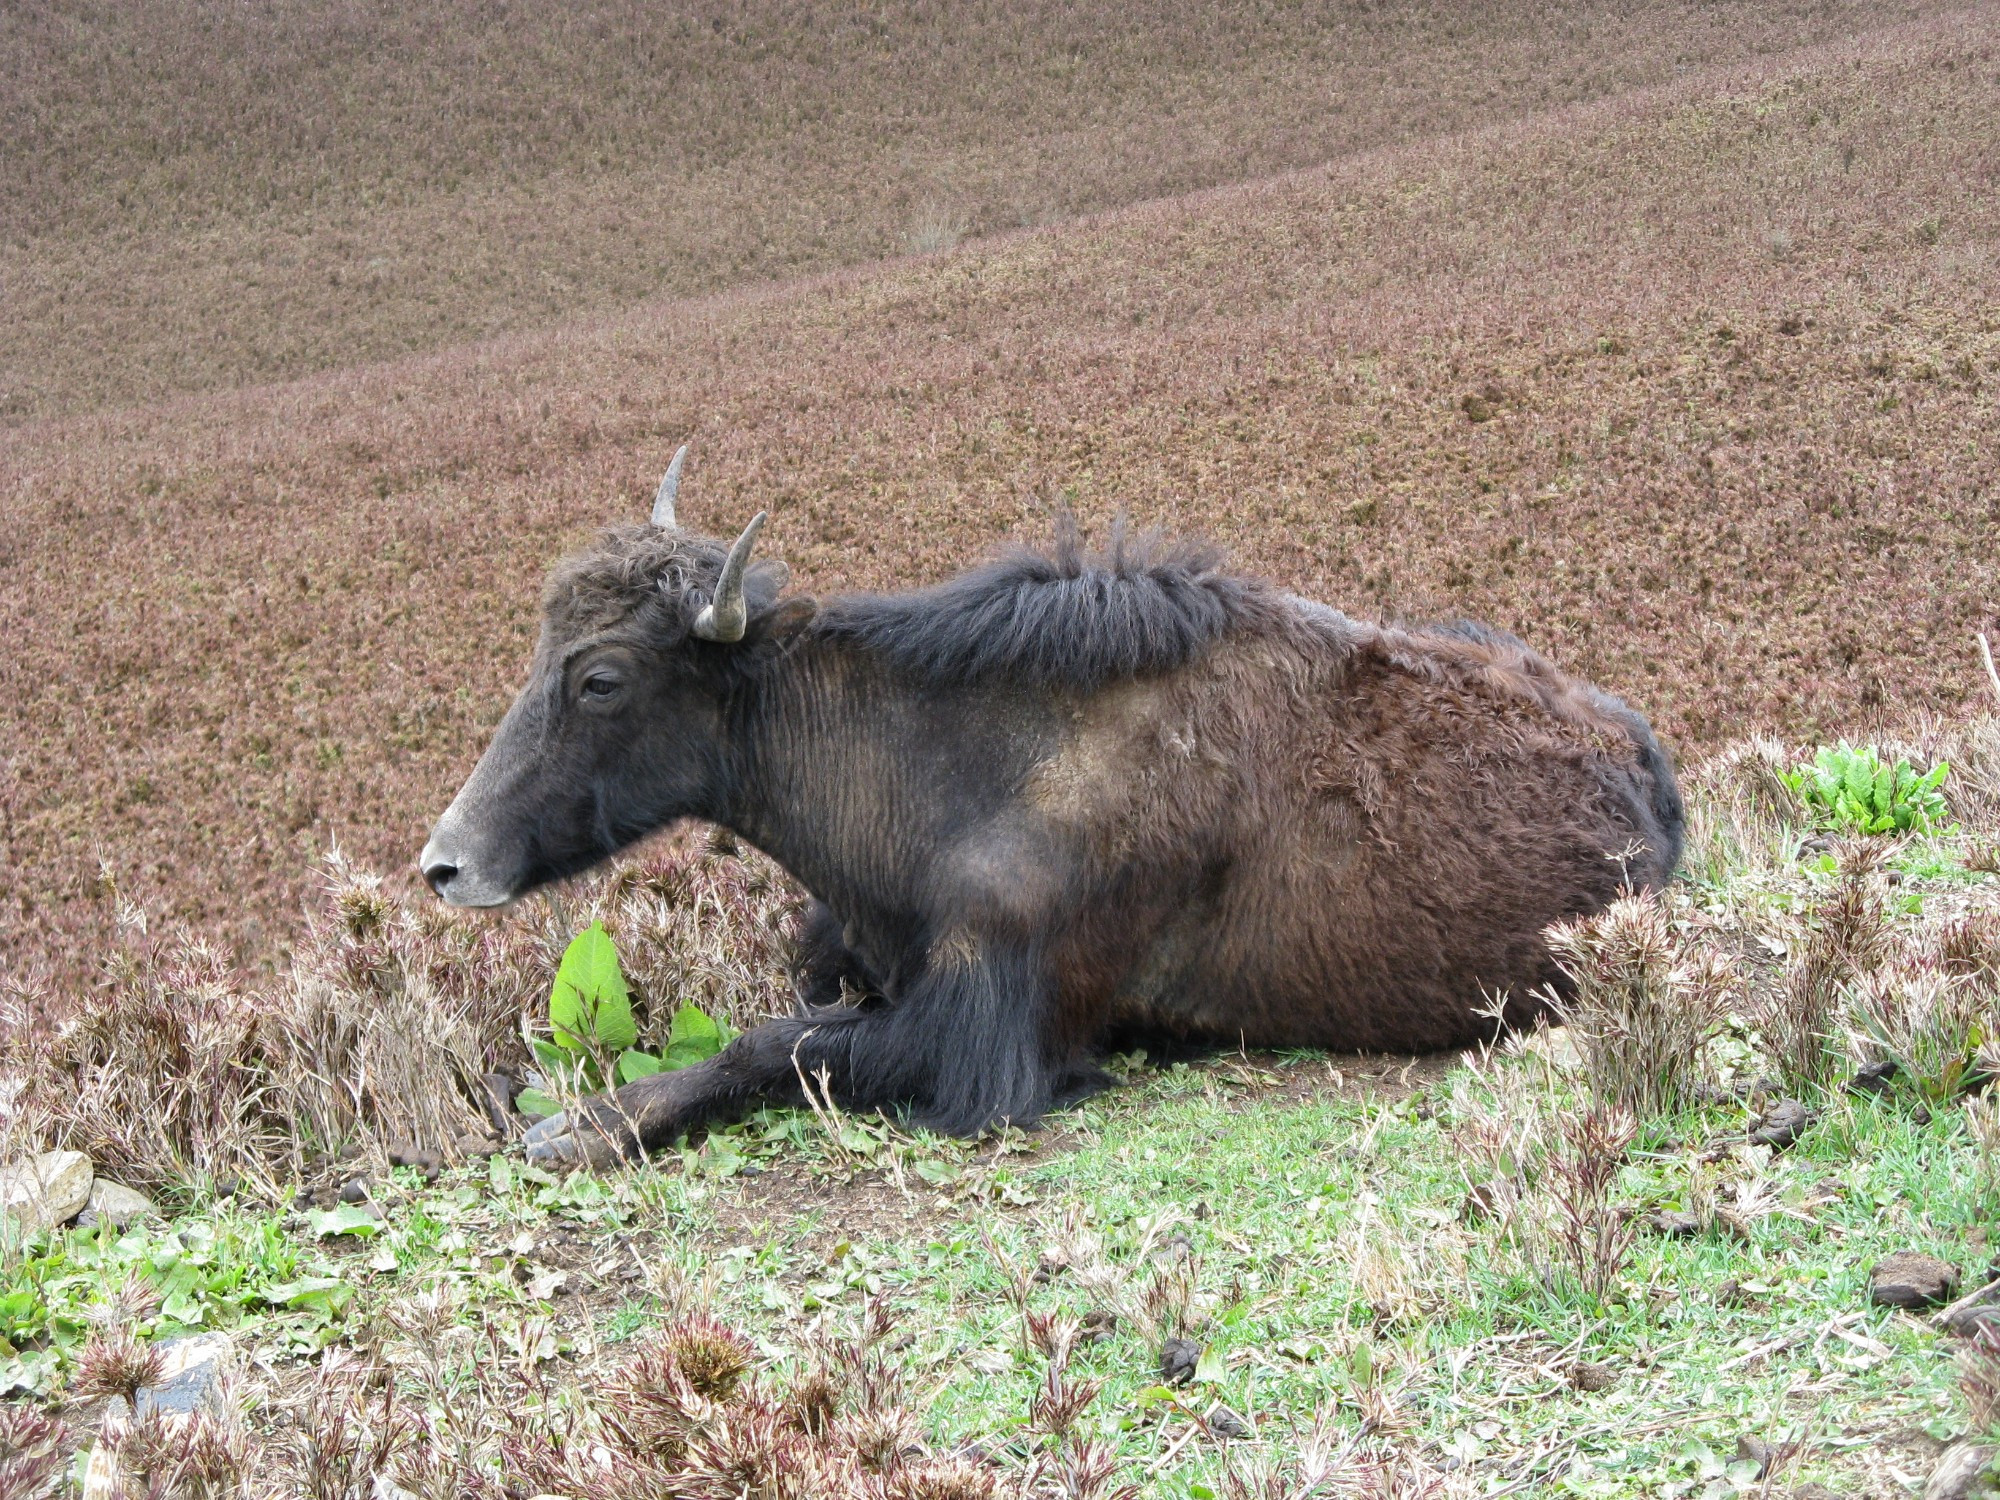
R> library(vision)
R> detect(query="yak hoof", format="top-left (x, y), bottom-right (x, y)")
top-left (521, 1110), bottom-right (634, 1171)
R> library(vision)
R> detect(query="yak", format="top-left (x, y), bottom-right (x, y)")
top-left (420, 450), bottom-right (1683, 1167)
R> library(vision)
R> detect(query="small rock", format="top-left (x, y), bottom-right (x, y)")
top-left (1207, 1405), bottom-right (1252, 1440)
top-left (76, 1179), bottom-right (158, 1232)
top-left (1871, 1250), bottom-right (1960, 1310)
top-left (1571, 1361), bottom-right (1615, 1392)
top-left (1079, 1310), bottom-right (1117, 1344)
top-left (1915, 1104), bottom-right (1936, 1128)
top-left (338, 1176), bottom-right (371, 1205)
top-left (1159, 1336), bottom-right (1200, 1386)
top-left (0, 1150), bottom-right (94, 1234)
top-left (1751, 1099), bottom-right (1812, 1150)
top-left (1791, 1486), bottom-right (1839, 1500)
top-left (1849, 1059), bottom-right (1900, 1095)
top-left (1735, 1435), bottom-right (1775, 1481)
top-left (1925, 1441), bottom-right (2000, 1500)
top-left (1649, 1209), bottom-right (1703, 1237)
top-left (138, 1332), bottom-right (234, 1418)
top-left (1716, 1278), bottom-right (1749, 1307)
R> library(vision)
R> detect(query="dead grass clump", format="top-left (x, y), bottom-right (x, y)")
top-left (1538, 1104), bottom-right (1639, 1307)
top-left (1749, 852), bottom-right (1895, 1095)
top-left (15, 830), bottom-right (798, 1196)
top-left (1544, 895), bottom-right (1732, 1117)
top-left (0, 1403), bottom-right (70, 1500)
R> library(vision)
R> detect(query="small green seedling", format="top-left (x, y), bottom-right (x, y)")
top-left (1781, 743), bottom-right (1951, 836)
top-left (516, 922), bottom-right (731, 1119)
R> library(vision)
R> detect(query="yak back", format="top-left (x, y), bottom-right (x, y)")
top-left (810, 518), bottom-right (1290, 692)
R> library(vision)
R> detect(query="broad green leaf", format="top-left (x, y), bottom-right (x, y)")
top-left (514, 1088), bottom-right (562, 1121)
top-left (662, 1004), bottom-right (725, 1068)
top-left (261, 1277), bottom-right (353, 1316)
top-left (1194, 1344), bottom-right (1227, 1383)
top-left (617, 1049), bottom-right (665, 1084)
top-left (548, 922), bottom-right (636, 1053)
top-left (305, 1206), bottom-right (380, 1240)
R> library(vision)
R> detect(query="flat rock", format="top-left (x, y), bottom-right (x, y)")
top-left (1750, 1099), bottom-right (1812, 1150)
top-left (0, 1150), bottom-right (93, 1234)
top-left (77, 1179), bottom-right (158, 1232)
top-left (1871, 1251), bottom-right (1960, 1310)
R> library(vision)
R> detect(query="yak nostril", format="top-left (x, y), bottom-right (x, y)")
top-left (422, 860), bottom-right (459, 895)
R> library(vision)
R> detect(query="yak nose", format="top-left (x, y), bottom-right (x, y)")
top-left (418, 835), bottom-right (460, 898)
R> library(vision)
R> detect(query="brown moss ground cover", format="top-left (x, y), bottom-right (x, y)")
top-left (0, 0), bottom-right (1930, 420)
top-left (4, 13), bottom-right (2000, 985)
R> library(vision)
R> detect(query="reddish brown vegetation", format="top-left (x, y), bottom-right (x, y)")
top-left (2, 13), bottom-right (1997, 989)
top-left (1, 0), bottom-right (1918, 419)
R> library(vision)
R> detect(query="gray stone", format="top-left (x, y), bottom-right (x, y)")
top-left (77, 1179), bottom-right (158, 1232)
top-left (0, 1150), bottom-right (93, 1235)
top-left (135, 1332), bottom-right (233, 1418)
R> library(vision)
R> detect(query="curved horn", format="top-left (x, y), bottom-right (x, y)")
top-left (691, 512), bottom-right (769, 643)
top-left (650, 444), bottom-right (689, 529)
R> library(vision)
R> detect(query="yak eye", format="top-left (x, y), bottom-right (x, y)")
top-left (580, 672), bottom-right (621, 700)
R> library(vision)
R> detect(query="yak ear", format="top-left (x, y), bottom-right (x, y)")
top-left (748, 596), bottom-right (817, 642)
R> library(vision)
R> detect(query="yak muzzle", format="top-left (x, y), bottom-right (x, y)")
top-left (417, 826), bottom-right (517, 909)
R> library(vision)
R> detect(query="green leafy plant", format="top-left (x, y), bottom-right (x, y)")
top-left (517, 923), bottom-right (731, 1119)
top-left (1781, 743), bottom-right (1951, 836)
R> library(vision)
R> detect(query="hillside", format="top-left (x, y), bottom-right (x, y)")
top-left (3, 10), bottom-right (1998, 983)
top-left (0, 0), bottom-right (1940, 419)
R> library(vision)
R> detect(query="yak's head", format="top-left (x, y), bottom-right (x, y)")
top-left (419, 449), bottom-right (809, 907)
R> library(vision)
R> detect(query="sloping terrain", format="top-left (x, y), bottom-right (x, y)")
top-left (0, 0), bottom-right (1943, 418)
top-left (3, 12), bottom-right (1998, 982)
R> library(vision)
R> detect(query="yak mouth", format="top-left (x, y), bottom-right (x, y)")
top-left (419, 818), bottom-right (645, 910)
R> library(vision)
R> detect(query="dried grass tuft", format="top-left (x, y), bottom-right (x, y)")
top-left (1545, 895), bottom-right (1732, 1117)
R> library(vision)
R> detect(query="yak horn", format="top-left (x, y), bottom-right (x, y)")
top-left (691, 511), bottom-right (768, 642)
top-left (650, 444), bottom-right (689, 529)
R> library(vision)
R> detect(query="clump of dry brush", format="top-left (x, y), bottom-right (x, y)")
top-left (212, 1302), bottom-right (1049, 1499)
top-left (1544, 894), bottom-right (1733, 1118)
top-left (2, 830), bottom-right (801, 1198)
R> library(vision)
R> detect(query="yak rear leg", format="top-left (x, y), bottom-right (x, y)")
top-left (523, 938), bottom-right (1074, 1168)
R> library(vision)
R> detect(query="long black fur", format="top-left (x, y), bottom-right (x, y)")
top-left (812, 518), bottom-right (1270, 691)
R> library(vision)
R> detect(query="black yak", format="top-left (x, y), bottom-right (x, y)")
top-left (420, 451), bottom-right (1682, 1166)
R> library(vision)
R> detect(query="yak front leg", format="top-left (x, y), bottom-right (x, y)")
top-left (523, 936), bottom-right (1060, 1168)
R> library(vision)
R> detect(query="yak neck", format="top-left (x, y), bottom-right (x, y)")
top-left (711, 634), bottom-right (948, 920)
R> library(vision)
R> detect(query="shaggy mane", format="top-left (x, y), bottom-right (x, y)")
top-left (813, 520), bottom-right (1273, 691)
